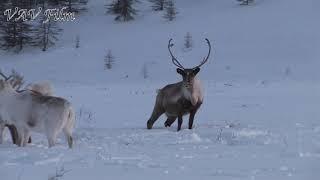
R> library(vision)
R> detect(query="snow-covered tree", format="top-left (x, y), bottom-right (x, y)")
top-left (59, 0), bottom-right (88, 13)
top-left (142, 63), bottom-right (149, 79)
top-left (0, 1), bottom-right (34, 52)
top-left (106, 0), bottom-right (121, 14)
top-left (104, 50), bottom-right (115, 70)
top-left (0, 0), bottom-right (88, 52)
top-left (107, 0), bottom-right (137, 22)
top-left (75, 35), bottom-right (80, 48)
top-left (163, 0), bottom-right (177, 21)
top-left (184, 32), bottom-right (192, 50)
top-left (150, 0), bottom-right (165, 11)
top-left (237, 0), bottom-right (254, 5)
top-left (45, 0), bottom-right (88, 13)
top-left (33, 20), bottom-right (62, 51)
top-left (32, 2), bottom-right (62, 51)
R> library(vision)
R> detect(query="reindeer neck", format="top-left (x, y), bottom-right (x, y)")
top-left (181, 78), bottom-right (203, 105)
top-left (181, 84), bottom-right (194, 101)
top-left (181, 77), bottom-right (201, 92)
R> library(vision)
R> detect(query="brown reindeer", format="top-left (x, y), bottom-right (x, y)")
top-left (147, 38), bottom-right (211, 131)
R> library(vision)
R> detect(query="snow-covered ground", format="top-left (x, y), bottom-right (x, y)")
top-left (0, 0), bottom-right (319, 179)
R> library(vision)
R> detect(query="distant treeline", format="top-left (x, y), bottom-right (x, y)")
top-left (0, 0), bottom-right (87, 52)
top-left (0, 0), bottom-right (180, 53)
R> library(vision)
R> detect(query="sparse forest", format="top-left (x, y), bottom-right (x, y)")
top-left (0, 0), bottom-right (182, 53)
top-left (0, 0), bottom-right (87, 53)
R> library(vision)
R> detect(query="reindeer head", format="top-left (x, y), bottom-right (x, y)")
top-left (0, 79), bottom-right (14, 92)
top-left (176, 68), bottom-right (200, 89)
top-left (168, 38), bottom-right (211, 89)
top-left (0, 70), bottom-right (24, 92)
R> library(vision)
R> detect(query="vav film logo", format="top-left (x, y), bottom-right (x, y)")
top-left (3, 7), bottom-right (75, 23)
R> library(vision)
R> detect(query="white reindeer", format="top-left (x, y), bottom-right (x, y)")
top-left (0, 71), bottom-right (55, 145)
top-left (0, 79), bottom-right (75, 148)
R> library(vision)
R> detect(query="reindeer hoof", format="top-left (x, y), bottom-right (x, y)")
top-left (147, 120), bottom-right (153, 129)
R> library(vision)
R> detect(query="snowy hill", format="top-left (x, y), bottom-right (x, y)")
top-left (1, 0), bottom-right (319, 83)
top-left (0, 0), bottom-right (319, 179)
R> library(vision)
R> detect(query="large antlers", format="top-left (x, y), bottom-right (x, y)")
top-left (168, 38), bottom-right (212, 69)
top-left (0, 69), bottom-right (24, 91)
top-left (9, 70), bottom-right (24, 91)
top-left (0, 69), bottom-right (13, 81)
top-left (194, 38), bottom-right (211, 69)
top-left (168, 39), bottom-right (185, 69)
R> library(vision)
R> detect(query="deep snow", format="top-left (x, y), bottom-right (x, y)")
top-left (0, 0), bottom-right (319, 179)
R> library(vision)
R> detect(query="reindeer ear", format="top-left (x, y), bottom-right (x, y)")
top-left (177, 68), bottom-right (185, 75)
top-left (193, 67), bottom-right (200, 75)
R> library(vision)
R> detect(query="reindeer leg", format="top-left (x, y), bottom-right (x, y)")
top-left (48, 138), bottom-right (55, 148)
top-left (0, 124), bottom-right (4, 144)
top-left (6, 124), bottom-right (18, 145)
top-left (188, 110), bottom-right (197, 129)
top-left (189, 104), bottom-right (201, 129)
top-left (17, 128), bottom-right (25, 147)
top-left (47, 128), bottom-right (58, 148)
top-left (47, 133), bottom-right (58, 148)
top-left (63, 127), bottom-right (73, 149)
top-left (22, 129), bottom-right (30, 147)
top-left (28, 136), bottom-right (32, 143)
top-left (164, 116), bottom-right (176, 127)
top-left (147, 93), bottom-right (165, 129)
top-left (177, 116), bottom-right (183, 131)
top-left (147, 100), bottom-right (164, 129)
top-left (147, 109), bottom-right (164, 129)
top-left (6, 125), bottom-right (31, 144)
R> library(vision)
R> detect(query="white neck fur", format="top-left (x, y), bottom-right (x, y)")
top-left (182, 78), bottom-right (204, 106)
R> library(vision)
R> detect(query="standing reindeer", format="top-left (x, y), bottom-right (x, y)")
top-left (0, 71), bottom-right (54, 145)
top-left (147, 38), bottom-right (211, 131)
top-left (0, 79), bottom-right (74, 148)
top-left (0, 70), bottom-right (27, 145)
